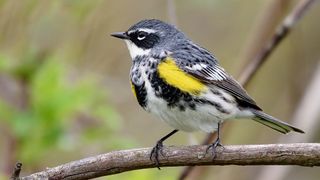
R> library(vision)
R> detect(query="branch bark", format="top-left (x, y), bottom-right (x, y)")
top-left (20, 143), bottom-right (320, 180)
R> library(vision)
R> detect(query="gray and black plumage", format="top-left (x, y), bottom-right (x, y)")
top-left (111, 19), bottom-right (304, 168)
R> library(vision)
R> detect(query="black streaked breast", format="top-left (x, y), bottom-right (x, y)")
top-left (132, 81), bottom-right (147, 108)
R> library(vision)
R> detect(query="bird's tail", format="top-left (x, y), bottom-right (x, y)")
top-left (251, 109), bottom-right (304, 134)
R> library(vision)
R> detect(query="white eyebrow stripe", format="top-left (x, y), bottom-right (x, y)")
top-left (137, 28), bottom-right (157, 33)
top-left (127, 28), bottom-right (156, 35)
top-left (127, 30), bottom-right (135, 35)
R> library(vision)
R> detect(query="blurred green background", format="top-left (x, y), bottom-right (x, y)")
top-left (0, 0), bottom-right (319, 180)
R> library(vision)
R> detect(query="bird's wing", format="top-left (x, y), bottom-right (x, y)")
top-left (170, 49), bottom-right (261, 110)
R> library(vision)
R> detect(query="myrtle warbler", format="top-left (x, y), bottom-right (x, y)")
top-left (111, 19), bottom-right (304, 167)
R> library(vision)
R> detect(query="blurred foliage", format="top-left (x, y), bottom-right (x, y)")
top-left (0, 51), bottom-right (128, 170)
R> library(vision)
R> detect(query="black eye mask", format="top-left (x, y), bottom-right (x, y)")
top-left (130, 32), bottom-right (160, 49)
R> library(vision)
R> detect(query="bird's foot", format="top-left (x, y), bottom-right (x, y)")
top-left (150, 140), bottom-right (165, 169)
top-left (206, 137), bottom-right (224, 159)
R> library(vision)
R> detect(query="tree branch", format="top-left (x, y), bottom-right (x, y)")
top-left (20, 143), bottom-right (320, 180)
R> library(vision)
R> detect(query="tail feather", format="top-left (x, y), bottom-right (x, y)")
top-left (251, 110), bottom-right (304, 134)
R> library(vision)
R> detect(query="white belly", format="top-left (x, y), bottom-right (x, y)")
top-left (145, 90), bottom-right (242, 133)
top-left (147, 98), bottom-right (218, 132)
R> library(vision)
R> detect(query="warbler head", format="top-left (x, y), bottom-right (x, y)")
top-left (111, 19), bottom-right (185, 59)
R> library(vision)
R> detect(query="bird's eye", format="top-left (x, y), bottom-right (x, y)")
top-left (137, 32), bottom-right (147, 40)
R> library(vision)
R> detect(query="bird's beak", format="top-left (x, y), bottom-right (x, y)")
top-left (110, 32), bottom-right (130, 40)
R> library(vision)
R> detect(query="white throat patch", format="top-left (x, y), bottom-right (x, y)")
top-left (125, 40), bottom-right (151, 59)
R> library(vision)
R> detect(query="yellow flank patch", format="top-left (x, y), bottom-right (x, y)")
top-left (130, 81), bottom-right (137, 98)
top-left (157, 58), bottom-right (206, 95)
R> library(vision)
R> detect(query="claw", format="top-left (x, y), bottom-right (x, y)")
top-left (150, 141), bottom-right (164, 169)
top-left (206, 137), bottom-right (224, 159)
top-left (205, 122), bottom-right (225, 159)
top-left (149, 130), bottom-right (179, 169)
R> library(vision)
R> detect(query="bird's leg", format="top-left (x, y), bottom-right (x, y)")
top-left (206, 122), bottom-right (224, 159)
top-left (150, 129), bottom-right (178, 169)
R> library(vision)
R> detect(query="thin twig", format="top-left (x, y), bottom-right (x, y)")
top-left (238, 0), bottom-right (289, 76)
top-left (20, 143), bottom-right (320, 180)
top-left (238, 0), bottom-right (316, 86)
top-left (10, 162), bottom-right (22, 180)
top-left (179, 0), bottom-right (317, 179)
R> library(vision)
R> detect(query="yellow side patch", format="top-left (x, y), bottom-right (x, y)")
top-left (130, 81), bottom-right (137, 98)
top-left (157, 58), bottom-right (206, 95)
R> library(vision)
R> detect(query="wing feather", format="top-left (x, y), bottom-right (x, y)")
top-left (170, 48), bottom-right (261, 110)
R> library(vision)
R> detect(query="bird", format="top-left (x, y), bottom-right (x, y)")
top-left (111, 19), bottom-right (304, 168)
